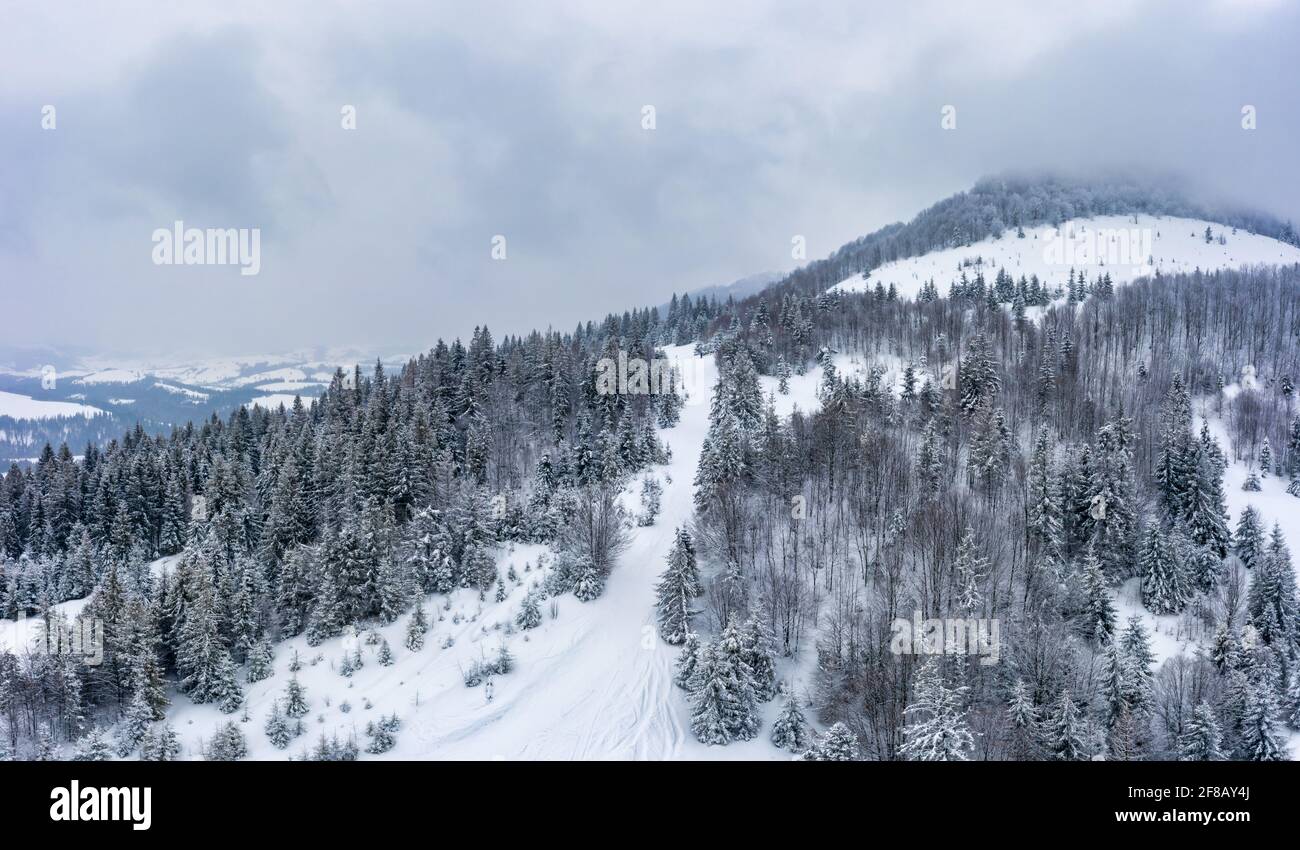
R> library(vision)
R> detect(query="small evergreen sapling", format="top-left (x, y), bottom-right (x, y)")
top-left (246, 636), bottom-right (274, 683)
top-left (265, 701), bottom-right (293, 750)
top-left (800, 722), bottom-right (860, 761)
top-left (74, 726), bottom-right (114, 761)
top-left (206, 721), bottom-right (248, 761)
top-left (770, 693), bottom-right (809, 752)
top-left (516, 589), bottom-right (542, 630)
top-left (143, 725), bottom-right (181, 761)
top-left (284, 677), bottom-right (310, 719)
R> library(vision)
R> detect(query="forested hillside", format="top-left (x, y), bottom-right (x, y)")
top-left (3, 177), bottom-right (1299, 762)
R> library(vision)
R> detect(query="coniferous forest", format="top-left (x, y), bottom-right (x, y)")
top-left (5, 175), bottom-right (1300, 763)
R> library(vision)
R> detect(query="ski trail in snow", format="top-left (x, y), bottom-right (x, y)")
top-left (481, 346), bottom-right (711, 759)
top-left (115, 348), bottom-right (781, 759)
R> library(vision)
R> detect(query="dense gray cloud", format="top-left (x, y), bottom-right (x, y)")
top-left (1, 0), bottom-right (1297, 358)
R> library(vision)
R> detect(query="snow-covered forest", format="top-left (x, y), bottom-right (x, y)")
top-left (4, 176), bottom-right (1300, 761)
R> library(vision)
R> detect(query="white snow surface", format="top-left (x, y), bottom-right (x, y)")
top-left (0, 390), bottom-right (104, 420)
top-left (248, 393), bottom-right (316, 410)
top-left (829, 215), bottom-right (1300, 298)
top-left (253, 381), bottom-right (326, 393)
top-left (230, 368), bottom-right (308, 388)
top-left (154, 382), bottom-right (211, 402)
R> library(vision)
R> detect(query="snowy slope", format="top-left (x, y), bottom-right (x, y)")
top-left (830, 215), bottom-right (1300, 298)
top-left (0, 389), bottom-right (103, 420)
top-left (249, 393), bottom-right (317, 409)
top-left (141, 346), bottom-right (792, 760)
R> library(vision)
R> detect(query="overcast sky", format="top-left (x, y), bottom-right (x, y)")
top-left (2, 0), bottom-right (1298, 359)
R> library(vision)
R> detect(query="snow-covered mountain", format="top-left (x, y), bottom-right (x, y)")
top-left (830, 214), bottom-right (1300, 298)
top-left (0, 348), bottom-right (410, 464)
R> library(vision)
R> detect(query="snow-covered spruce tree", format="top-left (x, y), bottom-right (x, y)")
top-left (246, 635), bottom-right (274, 684)
top-left (1185, 433), bottom-right (1232, 558)
top-left (1287, 666), bottom-right (1300, 728)
top-left (712, 617), bottom-right (762, 741)
top-left (915, 420), bottom-right (945, 499)
top-left (1005, 679), bottom-right (1042, 760)
top-left (1046, 690), bottom-right (1089, 761)
top-left (1242, 471), bottom-right (1261, 492)
top-left (1246, 524), bottom-right (1298, 649)
top-left (1091, 410), bottom-right (1140, 578)
top-left (1234, 506), bottom-right (1264, 569)
top-left (265, 700), bottom-right (293, 750)
top-left (1178, 702), bottom-right (1225, 761)
top-left (770, 692), bottom-right (810, 752)
top-left (175, 560), bottom-right (242, 711)
top-left (140, 724), bottom-right (181, 761)
top-left (775, 356), bottom-right (792, 395)
top-left (365, 718), bottom-right (396, 754)
top-left (403, 505), bottom-right (456, 594)
top-left (515, 589), bottom-right (542, 630)
top-left (525, 453), bottom-right (558, 539)
top-left (1079, 546), bottom-right (1117, 644)
top-left (1239, 676), bottom-right (1287, 761)
top-left (570, 554), bottom-right (605, 603)
top-left (952, 527), bottom-right (987, 614)
top-left (1119, 616), bottom-right (1155, 718)
top-left (275, 545), bottom-right (316, 638)
top-left (283, 676), bottom-right (310, 719)
top-left (1177, 533), bottom-right (1223, 596)
top-left (32, 724), bottom-right (60, 761)
top-left (637, 476), bottom-right (662, 527)
top-left (1026, 427), bottom-right (1063, 557)
top-left (1154, 375), bottom-right (1195, 521)
top-left (1098, 636), bottom-right (1142, 747)
top-left (672, 528), bottom-right (702, 596)
top-left (405, 604), bottom-right (428, 650)
top-left (115, 688), bottom-right (154, 756)
top-left (1208, 623), bottom-right (1239, 673)
top-left (689, 643), bottom-right (737, 745)
top-left (378, 639), bottom-right (394, 666)
top-left (741, 611), bottom-right (779, 702)
top-left (74, 726), bottom-right (114, 761)
top-left (800, 722), bottom-right (861, 761)
top-left (674, 631), bottom-right (702, 689)
top-left (957, 333), bottom-right (1000, 419)
top-left (205, 721), bottom-right (248, 761)
top-left (654, 542), bottom-right (698, 646)
top-left (899, 658), bottom-right (973, 761)
top-left (1139, 523), bottom-right (1189, 615)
